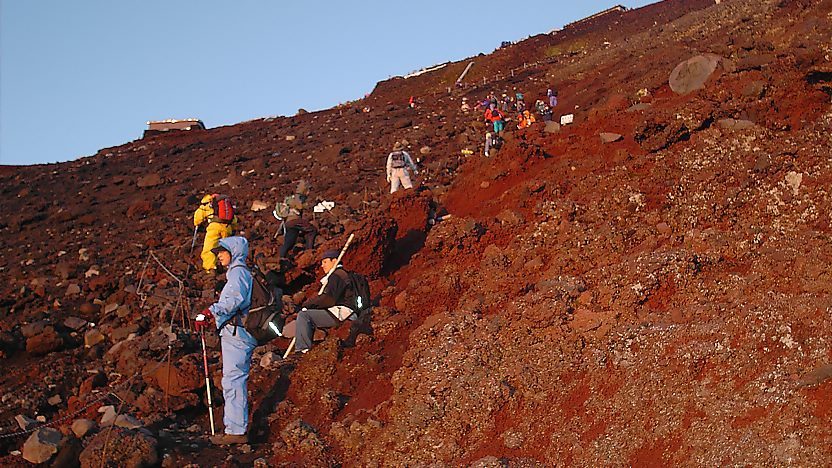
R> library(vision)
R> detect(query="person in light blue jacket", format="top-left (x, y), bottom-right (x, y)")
top-left (204, 236), bottom-right (257, 445)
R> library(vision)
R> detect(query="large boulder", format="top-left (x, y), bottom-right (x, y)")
top-left (22, 427), bottom-right (63, 464)
top-left (79, 427), bottom-right (158, 468)
top-left (669, 54), bottom-right (723, 94)
top-left (25, 327), bottom-right (63, 356)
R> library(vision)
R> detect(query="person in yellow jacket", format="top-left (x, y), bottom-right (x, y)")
top-left (194, 194), bottom-right (239, 272)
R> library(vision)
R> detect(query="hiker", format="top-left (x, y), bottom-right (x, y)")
top-left (501, 94), bottom-right (510, 112)
top-left (294, 250), bottom-right (367, 353)
top-left (517, 110), bottom-right (536, 129)
top-left (194, 194), bottom-right (238, 272)
top-left (386, 142), bottom-right (419, 193)
top-left (548, 88), bottom-right (558, 108)
top-left (484, 103), bottom-right (505, 134)
top-left (460, 97), bottom-right (470, 113)
top-left (195, 236), bottom-right (255, 445)
top-left (485, 132), bottom-right (501, 158)
top-left (409, 96), bottom-right (416, 109)
top-left (274, 181), bottom-right (317, 264)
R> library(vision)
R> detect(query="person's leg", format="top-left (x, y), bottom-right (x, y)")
top-left (220, 334), bottom-right (255, 435)
top-left (280, 227), bottom-right (299, 258)
top-left (302, 225), bottom-right (317, 250)
top-left (400, 171), bottom-right (413, 190)
top-left (295, 308), bottom-right (340, 351)
top-left (201, 223), bottom-right (223, 271)
top-left (390, 169), bottom-right (403, 193)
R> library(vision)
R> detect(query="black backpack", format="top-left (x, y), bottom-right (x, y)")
top-left (334, 269), bottom-right (372, 318)
top-left (226, 265), bottom-right (284, 346)
top-left (334, 269), bottom-right (373, 348)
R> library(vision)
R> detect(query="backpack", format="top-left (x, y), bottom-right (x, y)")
top-left (273, 194), bottom-right (305, 220)
top-left (334, 269), bottom-right (372, 318)
top-left (211, 194), bottom-right (235, 223)
top-left (390, 151), bottom-right (406, 168)
top-left (225, 265), bottom-right (284, 346)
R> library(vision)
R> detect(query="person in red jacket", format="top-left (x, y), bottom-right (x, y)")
top-left (484, 103), bottom-right (505, 133)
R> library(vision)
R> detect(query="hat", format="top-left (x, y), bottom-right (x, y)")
top-left (321, 249), bottom-right (340, 261)
top-left (392, 141), bottom-right (404, 151)
top-left (211, 245), bottom-right (230, 255)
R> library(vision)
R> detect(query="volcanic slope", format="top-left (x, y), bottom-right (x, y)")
top-left (2, 0), bottom-right (832, 465)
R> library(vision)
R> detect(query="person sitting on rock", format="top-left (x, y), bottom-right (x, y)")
top-left (386, 142), bottom-right (419, 194)
top-left (197, 236), bottom-right (255, 445)
top-left (294, 250), bottom-right (361, 353)
top-left (194, 194), bottom-right (239, 272)
top-left (517, 110), bottom-right (536, 129)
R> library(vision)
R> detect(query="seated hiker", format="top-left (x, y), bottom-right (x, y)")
top-left (517, 110), bottom-right (536, 129)
top-left (294, 250), bottom-right (370, 353)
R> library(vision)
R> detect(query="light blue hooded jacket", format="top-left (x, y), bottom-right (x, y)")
top-left (209, 236), bottom-right (254, 343)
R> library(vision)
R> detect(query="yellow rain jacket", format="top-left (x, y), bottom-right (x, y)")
top-left (194, 195), bottom-right (239, 271)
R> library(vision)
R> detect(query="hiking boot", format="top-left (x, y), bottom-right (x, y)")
top-left (209, 433), bottom-right (248, 445)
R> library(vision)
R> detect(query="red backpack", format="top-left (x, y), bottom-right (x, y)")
top-left (211, 194), bottom-right (235, 223)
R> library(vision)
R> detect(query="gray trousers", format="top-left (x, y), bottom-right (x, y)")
top-left (296, 308), bottom-right (340, 351)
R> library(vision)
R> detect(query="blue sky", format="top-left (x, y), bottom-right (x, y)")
top-left (0, 0), bottom-right (654, 166)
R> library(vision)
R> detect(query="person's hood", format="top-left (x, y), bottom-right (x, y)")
top-left (218, 236), bottom-right (248, 268)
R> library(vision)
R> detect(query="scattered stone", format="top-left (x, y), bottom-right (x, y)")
top-left (600, 132), bottom-right (623, 143)
top-left (239, 444), bottom-right (252, 454)
top-left (64, 317), bottom-right (88, 331)
top-left (79, 426), bottom-right (158, 468)
top-left (137, 173), bottom-right (163, 188)
top-left (78, 248), bottom-right (90, 261)
top-left (544, 121), bottom-right (561, 133)
top-left (103, 303), bottom-right (119, 315)
top-left (85, 266), bottom-right (100, 278)
top-left (21, 321), bottom-right (47, 338)
top-left (626, 103), bottom-right (652, 113)
top-left (47, 395), bottom-right (62, 406)
top-left (250, 200), bottom-right (268, 212)
top-left (98, 406), bottom-right (117, 427)
top-left (798, 363), bottom-right (832, 387)
top-left (26, 327), bottom-right (63, 356)
top-left (785, 171), bottom-right (803, 196)
top-left (85, 329), bottom-right (106, 348)
top-left (15, 414), bottom-right (37, 431)
top-left (72, 419), bottom-right (97, 438)
top-left (253, 457), bottom-right (270, 468)
top-left (717, 118), bottom-right (756, 131)
top-left (480, 181), bottom-right (490, 189)
top-left (419, 146), bottom-right (431, 155)
top-left (115, 414), bottom-right (143, 429)
top-left (669, 54), bottom-right (722, 94)
top-left (285, 135), bottom-right (296, 141)
top-left (22, 427), bottom-right (63, 464)
top-left (260, 351), bottom-right (279, 369)
top-left (65, 283), bottom-right (81, 296)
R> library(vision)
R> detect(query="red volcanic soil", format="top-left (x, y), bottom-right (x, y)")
top-left (2, 0), bottom-right (832, 465)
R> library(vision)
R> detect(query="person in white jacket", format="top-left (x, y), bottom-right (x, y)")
top-left (385, 142), bottom-right (419, 193)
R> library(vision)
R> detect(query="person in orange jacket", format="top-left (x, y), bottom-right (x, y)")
top-left (484, 103), bottom-right (505, 133)
top-left (517, 110), bottom-right (536, 129)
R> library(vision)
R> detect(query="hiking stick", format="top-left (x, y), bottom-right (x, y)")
top-left (273, 220), bottom-right (285, 240)
top-left (199, 328), bottom-right (216, 435)
top-left (282, 232), bottom-right (355, 358)
top-left (189, 226), bottom-right (199, 253)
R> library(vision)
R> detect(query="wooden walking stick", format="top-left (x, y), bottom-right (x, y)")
top-left (283, 233), bottom-right (355, 358)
